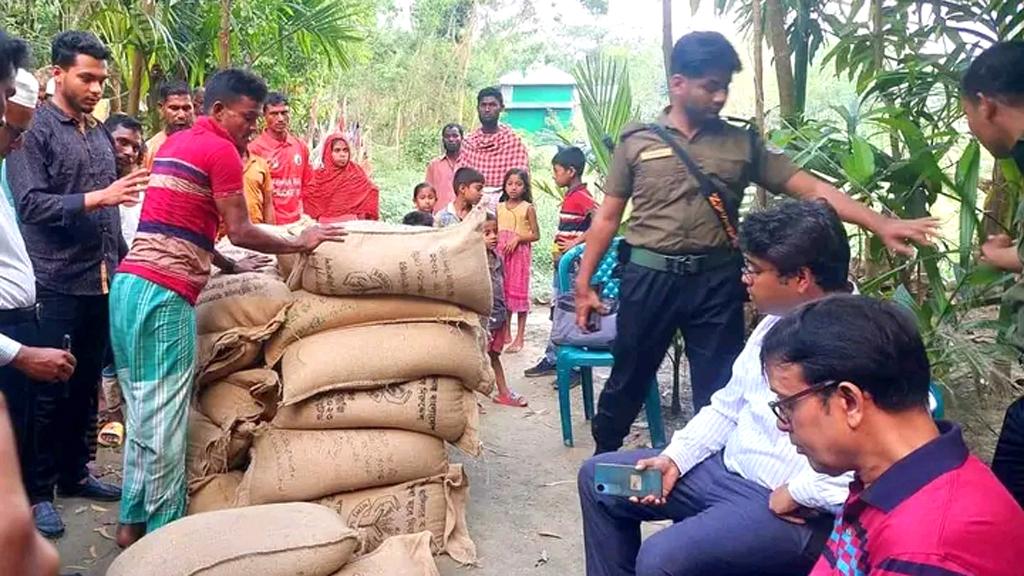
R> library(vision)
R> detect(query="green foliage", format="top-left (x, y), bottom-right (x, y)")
top-left (572, 54), bottom-right (639, 179)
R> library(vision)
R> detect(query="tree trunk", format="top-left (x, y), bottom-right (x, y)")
top-left (752, 0), bottom-right (767, 209)
top-left (662, 0), bottom-right (673, 83)
top-left (126, 48), bottom-right (146, 116)
top-left (109, 68), bottom-right (123, 114)
top-left (764, 0), bottom-right (796, 124)
top-left (792, 0), bottom-right (810, 119)
top-left (453, 1), bottom-right (477, 125)
top-left (218, 0), bottom-right (233, 69)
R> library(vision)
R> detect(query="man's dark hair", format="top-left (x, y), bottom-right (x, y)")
top-left (962, 41), bottom-right (1024, 104)
top-left (442, 122), bottom-right (464, 137)
top-left (453, 166), bottom-right (485, 191)
top-left (158, 79), bottom-right (191, 103)
top-left (739, 199), bottom-right (851, 292)
top-left (670, 31), bottom-right (742, 77)
top-left (0, 29), bottom-right (30, 85)
top-left (476, 86), bottom-right (503, 106)
top-left (402, 210), bottom-right (435, 227)
top-left (104, 113), bottom-right (143, 134)
top-left (761, 294), bottom-right (932, 413)
top-left (552, 146), bottom-right (586, 176)
top-left (203, 68), bottom-right (268, 115)
top-left (264, 91), bottom-right (289, 109)
top-left (52, 31), bottom-right (110, 68)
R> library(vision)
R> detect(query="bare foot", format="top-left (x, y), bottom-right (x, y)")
top-left (506, 339), bottom-right (524, 354)
top-left (116, 522), bottom-right (146, 549)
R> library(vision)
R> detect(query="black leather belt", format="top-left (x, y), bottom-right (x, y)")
top-left (0, 304), bottom-right (39, 324)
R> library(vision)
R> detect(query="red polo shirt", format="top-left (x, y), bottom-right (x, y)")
top-left (810, 422), bottom-right (1024, 576)
top-left (248, 131), bottom-right (312, 224)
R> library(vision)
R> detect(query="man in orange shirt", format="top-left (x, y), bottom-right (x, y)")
top-left (143, 80), bottom-right (193, 169)
top-left (247, 92), bottom-right (312, 224)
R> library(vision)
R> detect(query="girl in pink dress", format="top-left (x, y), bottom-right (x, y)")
top-left (497, 168), bottom-right (540, 352)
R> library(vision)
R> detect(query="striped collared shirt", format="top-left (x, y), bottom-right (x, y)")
top-left (661, 315), bottom-right (852, 512)
top-left (118, 117), bottom-right (243, 305)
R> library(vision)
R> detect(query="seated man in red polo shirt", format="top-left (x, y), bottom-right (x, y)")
top-left (762, 295), bottom-right (1024, 576)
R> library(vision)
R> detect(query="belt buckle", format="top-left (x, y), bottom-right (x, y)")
top-left (667, 255), bottom-right (699, 275)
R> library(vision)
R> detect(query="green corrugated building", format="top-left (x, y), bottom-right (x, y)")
top-left (499, 66), bottom-right (576, 134)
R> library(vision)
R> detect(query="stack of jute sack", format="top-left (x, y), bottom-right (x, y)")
top-left (184, 209), bottom-right (493, 567)
top-left (185, 221), bottom-right (313, 507)
top-left (107, 502), bottom-right (440, 576)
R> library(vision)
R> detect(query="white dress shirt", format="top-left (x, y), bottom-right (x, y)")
top-left (661, 315), bottom-right (852, 513)
top-left (0, 161), bottom-right (37, 366)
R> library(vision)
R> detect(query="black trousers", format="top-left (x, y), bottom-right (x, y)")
top-left (29, 286), bottom-right (108, 503)
top-left (592, 261), bottom-right (745, 452)
top-left (992, 395), bottom-right (1024, 508)
top-left (0, 313), bottom-right (41, 494)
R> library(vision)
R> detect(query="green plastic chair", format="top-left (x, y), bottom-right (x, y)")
top-left (555, 238), bottom-right (666, 448)
top-left (929, 382), bottom-right (944, 419)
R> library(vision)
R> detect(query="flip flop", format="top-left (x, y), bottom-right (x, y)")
top-left (98, 422), bottom-right (124, 448)
top-left (493, 391), bottom-right (528, 408)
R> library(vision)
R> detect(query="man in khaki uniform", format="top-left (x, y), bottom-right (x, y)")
top-left (576, 31), bottom-right (938, 454)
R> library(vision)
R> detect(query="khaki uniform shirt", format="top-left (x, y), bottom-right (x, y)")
top-left (605, 111), bottom-right (800, 254)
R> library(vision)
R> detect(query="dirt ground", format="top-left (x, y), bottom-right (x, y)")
top-left (54, 309), bottom-right (689, 575)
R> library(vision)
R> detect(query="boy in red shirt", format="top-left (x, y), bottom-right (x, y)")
top-left (525, 146), bottom-right (597, 377)
top-left (762, 295), bottom-right (1024, 576)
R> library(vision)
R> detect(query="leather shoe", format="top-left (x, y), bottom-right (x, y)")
top-left (32, 502), bottom-right (65, 539)
top-left (58, 475), bottom-right (122, 502)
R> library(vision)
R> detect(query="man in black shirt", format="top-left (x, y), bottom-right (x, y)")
top-left (7, 31), bottom-right (147, 538)
top-left (966, 41), bottom-right (1024, 508)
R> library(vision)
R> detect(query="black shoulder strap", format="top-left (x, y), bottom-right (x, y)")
top-left (646, 123), bottom-right (739, 246)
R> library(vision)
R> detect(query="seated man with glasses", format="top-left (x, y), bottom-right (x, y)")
top-left (762, 295), bottom-right (1024, 575)
top-left (578, 199), bottom-right (853, 576)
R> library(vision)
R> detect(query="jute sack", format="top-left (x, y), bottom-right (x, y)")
top-left (196, 272), bottom-right (292, 335)
top-left (194, 273), bottom-right (292, 385)
top-left (195, 336), bottom-right (265, 386)
top-left (288, 208), bottom-right (492, 315)
top-left (107, 503), bottom-right (359, 576)
top-left (241, 428), bottom-right (448, 504)
top-left (264, 293), bottom-right (482, 366)
top-left (198, 369), bottom-right (280, 426)
top-left (280, 323), bottom-right (494, 405)
top-left (315, 464), bottom-right (475, 565)
top-left (273, 377), bottom-right (481, 456)
top-left (187, 471), bottom-right (243, 515)
top-left (186, 410), bottom-right (250, 491)
top-left (331, 532), bottom-right (440, 576)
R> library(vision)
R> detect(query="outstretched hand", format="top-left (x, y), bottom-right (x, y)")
top-left (297, 224), bottom-right (348, 252)
top-left (877, 216), bottom-right (940, 256)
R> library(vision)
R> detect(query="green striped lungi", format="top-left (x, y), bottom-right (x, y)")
top-left (109, 273), bottom-right (196, 531)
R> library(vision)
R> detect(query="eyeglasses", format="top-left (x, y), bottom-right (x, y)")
top-left (769, 380), bottom-right (840, 424)
top-left (741, 259), bottom-right (772, 278)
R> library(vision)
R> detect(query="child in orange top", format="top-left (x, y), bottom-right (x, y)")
top-left (497, 168), bottom-right (540, 353)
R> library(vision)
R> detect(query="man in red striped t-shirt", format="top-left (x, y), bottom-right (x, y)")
top-left (109, 68), bottom-right (344, 548)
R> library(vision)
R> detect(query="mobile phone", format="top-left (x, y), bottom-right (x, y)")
top-left (593, 463), bottom-right (663, 498)
top-left (586, 309), bottom-right (602, 332)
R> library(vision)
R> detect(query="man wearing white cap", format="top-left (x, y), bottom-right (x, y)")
top-left (1, 63), bottom-right (77, 507)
